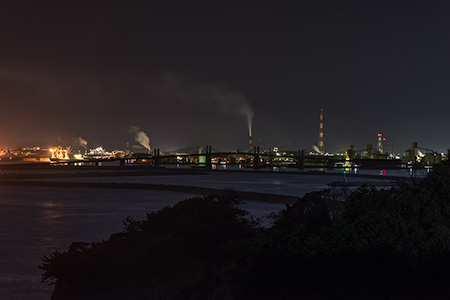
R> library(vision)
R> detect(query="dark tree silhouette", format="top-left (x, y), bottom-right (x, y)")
top-left (42, 166), bottom-right (450, 299)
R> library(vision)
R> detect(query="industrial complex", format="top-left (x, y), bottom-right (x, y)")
top-left (0, 110), bottom-right (447, 169)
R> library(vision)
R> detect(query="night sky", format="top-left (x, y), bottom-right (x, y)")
top-left (1, 2), bottom-right (449, 153)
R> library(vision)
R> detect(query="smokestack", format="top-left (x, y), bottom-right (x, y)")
top-left (318, 109), bottom-right (324, 153)
top-left (249, 136), bottom-right (253, 153)
top-left (377, 133), bottom-right (383, 153)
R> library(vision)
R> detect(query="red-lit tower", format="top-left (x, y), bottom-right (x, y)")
top-left (318, 109), bottom-right (324, 153)
top-left (377, 133), bottom-right (383, 153)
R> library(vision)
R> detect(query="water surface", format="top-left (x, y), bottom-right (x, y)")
top-left (0, 171), bottom-right (396, 299)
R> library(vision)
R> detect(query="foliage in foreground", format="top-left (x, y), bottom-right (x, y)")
top-left (41, 190), bottom-right (257, 298)
top-left (42, 167), bottom-right (450, 299)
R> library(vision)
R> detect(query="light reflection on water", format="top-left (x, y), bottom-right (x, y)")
top-left (166, 164), bottom-right (427, 177)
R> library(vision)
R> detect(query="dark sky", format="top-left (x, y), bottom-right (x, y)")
top-left (1, 1), bottom-right (449, 153)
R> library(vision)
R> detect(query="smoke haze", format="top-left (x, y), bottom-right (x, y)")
top-left (129, 126), bottom-right (151, 152)
top-left (156, 72), bottom-right (254, 136)
top-left (77, 137), bottom-right (87, 147)
top-left (1, 3), bottom-right (450, 153)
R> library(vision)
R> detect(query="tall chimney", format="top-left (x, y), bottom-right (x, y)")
top-left (377, 133), bottom-right (383, 153)
top-left (249, 136), bottom-right (253, 153)
top-left (318, 109), bottom-right (324, 153)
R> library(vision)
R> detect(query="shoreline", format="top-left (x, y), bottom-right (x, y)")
top-left (0, 180), bottom-right (299, 205)
top-left (0, 165), bottom-right (415, 181)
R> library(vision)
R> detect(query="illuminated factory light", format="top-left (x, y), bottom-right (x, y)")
top-left (50, 146), bottom-right (70, 160)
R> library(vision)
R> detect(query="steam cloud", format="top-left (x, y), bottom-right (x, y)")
top-left (312, 145), bottom-right (321, 153)
top-left (210, 88), bottom-right (254, 137)
top-left (77, 137), bottom-right (87, 147)
top-left (129, 126), bottom-right (151, 151)
top-left (158, 73), bottom-right (254, 137)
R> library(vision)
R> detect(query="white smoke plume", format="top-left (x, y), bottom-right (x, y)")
top-left (129, 126), bottom-right (151, 151)
top-left (158, 72), bottom-right (254, 137)
top-left (209, 87), bottom-right (254, 137)
top-left (312, 145), bottom-right (321, 153)
top-left (77, 137), bottom-right (87, 147)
